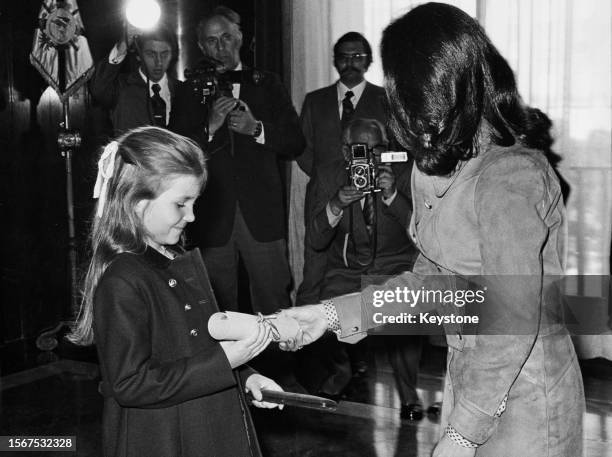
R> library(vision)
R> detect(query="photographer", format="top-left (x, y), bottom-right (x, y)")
top-left (89, 24), bottom-right (194, 135)
top-left (300, 118), bottom-right (422, 412)
top-left (188, 6), bottom-right (304, 321)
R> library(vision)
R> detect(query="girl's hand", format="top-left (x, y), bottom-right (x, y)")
top-left (245, 374), bottom-right (284, 409)
top-left (219, 322), bottom-right (272, 369)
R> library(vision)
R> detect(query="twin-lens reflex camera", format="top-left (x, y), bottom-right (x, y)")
top-left (348, 144), bottom-right (408, 193)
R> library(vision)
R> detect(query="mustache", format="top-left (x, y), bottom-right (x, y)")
top-left (340, 66), bottom-right (361, 74)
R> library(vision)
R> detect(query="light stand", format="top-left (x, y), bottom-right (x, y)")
top-left (36, 0), bottom-right (160, 350)
top-left (36, 48), bottom-right (82, 351)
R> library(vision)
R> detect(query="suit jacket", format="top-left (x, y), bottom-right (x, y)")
top-left (308, 158), bottom-right (418, 299)
top-left (94, 248), bottom-right (261, 457)
top-left (186, 68), bottom-right (305, 247)
top-left (297, 81), bottom-right (388, 177)
top-left (89, 58), bottom-right (195, 136)
top-left (296, 81), bottom-right (389, 304)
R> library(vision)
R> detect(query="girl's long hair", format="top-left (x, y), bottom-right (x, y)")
top-left (381, 2), bottom-right (551, 176)
top-left (67, 126), bottom-right (206, 346)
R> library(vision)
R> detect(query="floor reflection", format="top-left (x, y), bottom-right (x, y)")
top-left (1, 339), bottom-right (612, 456)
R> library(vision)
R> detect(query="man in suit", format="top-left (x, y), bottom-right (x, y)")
top-left (301, 119), bottom-right (423, 419)
top-left (90, 25), bottom-right (194, 136)
top-left (296, 32), bottom-right (388, 306)
top-left (189, 6), bottom-right (304, 317)
top-left (295, 32), bottom-right (388, 386)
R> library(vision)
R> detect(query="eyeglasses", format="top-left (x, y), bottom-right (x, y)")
top-left (334, 53), bottom-right (370, 64)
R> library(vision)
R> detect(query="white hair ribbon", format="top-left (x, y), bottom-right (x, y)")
top-left (93, 141), bottom-right (119, 218)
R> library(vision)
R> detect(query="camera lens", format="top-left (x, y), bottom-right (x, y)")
top-left (354, 176), bottom-right (367, 188)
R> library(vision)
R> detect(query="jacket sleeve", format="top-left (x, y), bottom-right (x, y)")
top-left (446, 155), bottom-right (549, 444)
top-left (333, 260), bottom-right (443, 344)
top-left (296, 94), bottom-right (314, 176)
top-left (307, 169), bottom-right (340, 251)
top-left (89, 57), bottom-right (122, 109)
top-left (381, 163), bottom-right (413, 229)
top-left (258, 73), bottom-right (305, 158)
top-left (94, 275), bottom-right (237, 409)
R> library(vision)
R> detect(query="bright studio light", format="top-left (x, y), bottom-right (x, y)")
top-left (125, 0), bottom-right (161, 30)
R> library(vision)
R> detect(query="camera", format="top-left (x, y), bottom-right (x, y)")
top-left (184, 58), bottom-right (263, 105)
top-left (347, 144), bottom-right (408, 193)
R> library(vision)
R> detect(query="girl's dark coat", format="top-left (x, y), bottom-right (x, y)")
top-left (94, 248), bottom-right (262, 457)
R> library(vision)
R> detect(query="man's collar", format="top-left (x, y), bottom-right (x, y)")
top-left (337, 79), bottom-right (367, 99)
top-left (138, 68), bottom-right (168, 88)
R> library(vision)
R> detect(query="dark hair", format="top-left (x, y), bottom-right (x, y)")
top-left (135, 23), bottom-right (178, 55)
top-left (381, 2), bottom-right (540, 176)
top-left (334, 31), bottom-right (373, 66)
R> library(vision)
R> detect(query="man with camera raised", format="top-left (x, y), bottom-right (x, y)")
top-left (296, 32), bottom-right (387, 355)
top-left (188, 6), bottom-right (304, 319)
top-left (300, 118), bottom-right (423, 419)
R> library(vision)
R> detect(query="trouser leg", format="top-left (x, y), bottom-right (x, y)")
top-left (201, 240), bottom-right (239, 312)
top-left (234, 206), bottom-right (292, 314)
top-left (386, 335), bottom-right (423, 405)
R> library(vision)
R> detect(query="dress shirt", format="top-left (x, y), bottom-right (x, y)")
top-left (210, 62), bottom-right (265, 144)
top-left (139, 69), bottom-right (171, 124)
top-left (336, 80), bottom-right (366, 118)
top-left (108, 43), bottom-right (171, 122)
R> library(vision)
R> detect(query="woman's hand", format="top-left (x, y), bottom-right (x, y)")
top-left (219, 322), bottom-right (272, 369)
top-left (245, 374), bottom-right (284, 409)
top-left (278, 305), bottom-right (328, 351)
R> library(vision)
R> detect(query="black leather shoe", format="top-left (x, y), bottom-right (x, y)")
top-left (400, 403), bottom-right (424, 421)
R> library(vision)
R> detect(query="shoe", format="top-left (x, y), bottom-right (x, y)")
top-left (400, 403), bottom-right (424, 421)
top-left (426, 402), bottom-right (442, 421)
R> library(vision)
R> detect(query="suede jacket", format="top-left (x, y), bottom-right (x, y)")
top-left (332, 142), bottom-right (584, 454)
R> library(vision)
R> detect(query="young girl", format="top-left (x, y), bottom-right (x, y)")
top-left (69, 126), bottom-right (282, 457)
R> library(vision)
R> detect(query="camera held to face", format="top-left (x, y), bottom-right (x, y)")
top-left (347, 144), bottom-right (408, 193)
top-left (184, 58), bottom-right (263, 105)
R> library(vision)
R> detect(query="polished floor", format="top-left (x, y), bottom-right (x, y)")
top-left (1, 337), bottom-right (612, 457)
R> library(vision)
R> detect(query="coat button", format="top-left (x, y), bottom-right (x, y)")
top-left (168, 278), bottom-right (177, 287)
top-left (190, 329), bottom-right (198, 336)
top-left (184, 304), bottom-right (192, 311)
top-left (424, 201), bottom-right (432, 209)
top-left (351, 326), bottom-right (359, 332)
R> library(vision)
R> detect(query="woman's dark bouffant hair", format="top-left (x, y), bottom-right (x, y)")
top-left (381, 2), bottom-right (549, 176)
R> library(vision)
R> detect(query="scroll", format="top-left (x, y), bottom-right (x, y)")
top-left (208, 311), bottom-right (300, 343)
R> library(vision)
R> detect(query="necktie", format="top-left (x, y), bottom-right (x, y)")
top-left (362, 192), bottom-right (376, 238)
top-left (341, 90), bottom-right (354, 129)
top-left (151, 83), bottom-right (166, 127)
